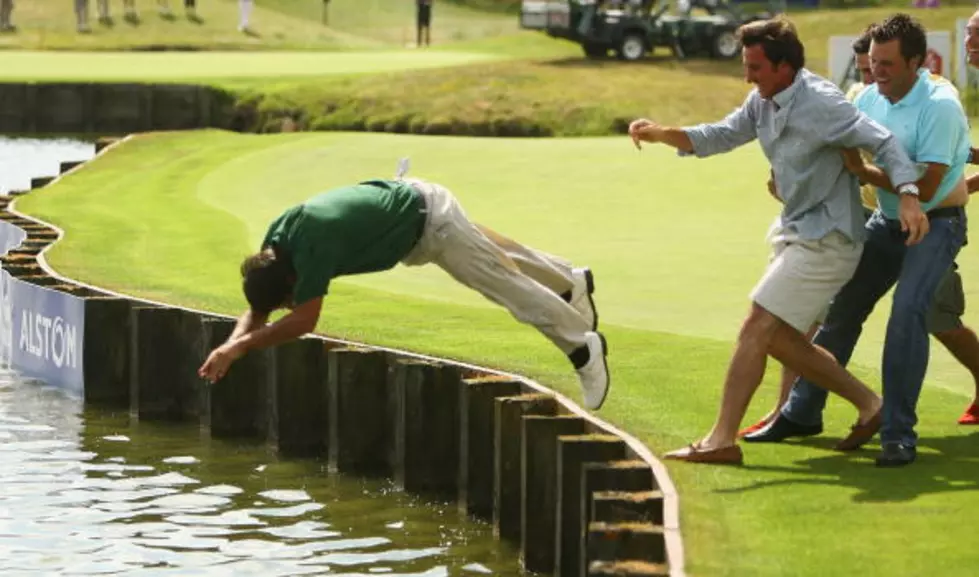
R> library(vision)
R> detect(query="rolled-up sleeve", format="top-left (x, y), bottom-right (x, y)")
top-left (682, 93), bottom-right (758, 158)
top-left (819, 91), bottom-right (919, 187)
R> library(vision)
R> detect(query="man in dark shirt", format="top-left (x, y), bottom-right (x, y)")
top-left (417, 0), bottom-right (433, 47)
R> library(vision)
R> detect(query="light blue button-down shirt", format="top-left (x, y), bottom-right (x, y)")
top-left (853, 68), bottom-right (970, 219)
top-left (683, 68), bottom-right (920, 243)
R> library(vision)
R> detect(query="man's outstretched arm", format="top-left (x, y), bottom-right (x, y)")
top-left (628, 92), bottom-right (757, 156)
top-left (234, 297), bottom-right (321, 353)
top-left (198, 297), bottom-right (322, 383)
top-left (228, 309), bottom-right (268, 342)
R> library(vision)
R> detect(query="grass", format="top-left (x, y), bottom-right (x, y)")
top-left (16, 129), bottom-right (979, 577)
top-left (0, 0), bottom-right (515, 50)
top-left (4, 3), bottom-right (979, 135)
top-left (231, 4), bottom-right (979, 135)
top-left (0, 50), bottom-right (507, 82)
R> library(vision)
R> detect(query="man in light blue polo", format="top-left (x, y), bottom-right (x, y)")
top-left (627, 15), bottom-right (923, 464)
top-left (748, 13), bottom-right (971, 467)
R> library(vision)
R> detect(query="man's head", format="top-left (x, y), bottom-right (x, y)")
top-left (851, 24), bottom-right (875, 85)
top-left (738, 15), bottom-right (805, 99)
top-left (869, 13), bottom-right (927, 102)
top-left (966, 9), bottom-right (979, 68)
top-left (241, 248), bottom-right (294, 316)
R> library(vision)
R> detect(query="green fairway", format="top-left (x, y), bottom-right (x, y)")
top-left (16, 130), bottom-right (979, 577)
top-left (0, 50), bottom-right (506, 82)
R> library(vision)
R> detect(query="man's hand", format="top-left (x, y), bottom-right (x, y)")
top-left (628, 118), bottom-right (661, 150)
top-left (198, 340), bottom-right (246, 384)
top-left (841, 149), bottom-right (868, 182)
top-left (898, 194), bottom-right (929, 246)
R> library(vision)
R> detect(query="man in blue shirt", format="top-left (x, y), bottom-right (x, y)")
top-left (748, 14), bottom-right (970, 467)
top-left (628, 15), bottom-right (922, 464)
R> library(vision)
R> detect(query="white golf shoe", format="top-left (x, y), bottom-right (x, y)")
top-left (576, 331), bottom-right (609, 410)
top-left (571, 267), bottom-right (598, 331)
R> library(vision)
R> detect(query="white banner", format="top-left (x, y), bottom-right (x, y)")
top-left (829, 31), bottom-right (953, 92)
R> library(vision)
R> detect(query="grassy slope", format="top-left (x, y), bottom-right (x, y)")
top-left (250, 4), bottom-right (979, 134)
top-left (0, 0), bottom-right (515, 50)
top-left (16, 130), bottom-right (979, 577)
top-left (3, 4), bottom-right (978, 134)
top-left (150, 6), bottom-right (979, 134)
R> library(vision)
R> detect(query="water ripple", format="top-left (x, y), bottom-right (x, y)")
top-left (0, 306), bottom-right (523, 576)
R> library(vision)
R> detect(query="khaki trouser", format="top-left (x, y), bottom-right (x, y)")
top-left (400, 178), bottom-right (588, 354)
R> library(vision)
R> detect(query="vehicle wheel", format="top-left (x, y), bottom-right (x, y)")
top-left (582, 43), bottom-right (607, 59)
top-left (711, 29), bottom-right (739, 59)
top-left (616, 33), bottom-right (646, 62)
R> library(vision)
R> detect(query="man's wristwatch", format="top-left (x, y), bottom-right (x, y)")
top-left (897, 183), bottom-right (920, 197)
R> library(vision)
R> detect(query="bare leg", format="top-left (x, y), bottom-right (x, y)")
top-left (768, 321), bottom-right (881, 422)
top-left (699, 305), bottom-right (880, 451)
top-left (699, 305), bottom-right (775, 449)
top-left (764, 323), bottom-right (821, 422)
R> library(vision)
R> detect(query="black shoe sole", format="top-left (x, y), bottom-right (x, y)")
top-left (584, 268), bottom-right (598, 332)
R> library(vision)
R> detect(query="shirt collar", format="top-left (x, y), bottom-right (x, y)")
top-left (891, 68), bottom-right (930, 109)
top-left (771, 68), bottom-right (804, 110)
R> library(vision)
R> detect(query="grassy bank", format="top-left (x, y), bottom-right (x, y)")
top-left (16, 129), bottom-right (979, 577)
top-left (3, 5), bottom-right (979, 136)
top-left (233, 5), bottom-right (979, 135)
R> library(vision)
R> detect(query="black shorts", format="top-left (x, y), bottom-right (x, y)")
top-left (417, 4), bottom-right (432, 27)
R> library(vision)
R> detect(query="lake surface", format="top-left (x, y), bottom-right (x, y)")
top-left (0, 136), bottom-right (522, 576)
top-left (0, 136), bottom-right (96, 195)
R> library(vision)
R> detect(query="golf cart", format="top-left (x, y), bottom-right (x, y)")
top-left (519, 0), bottom-right (783, 61)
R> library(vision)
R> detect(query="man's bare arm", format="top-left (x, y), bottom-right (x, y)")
top-left (228, 309), bottom-right (268, 343)
top-left (233, 297), bottom-right (322, 354)
top-left (968, 172), bottom-right (979, 194)
top-left (859, 162), bottom-right (948, 202)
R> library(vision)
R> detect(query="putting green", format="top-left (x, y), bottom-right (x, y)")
top-left (18, 130), bottom-right (979, 577)
top-left (0, 50), bottom-right (507, 82)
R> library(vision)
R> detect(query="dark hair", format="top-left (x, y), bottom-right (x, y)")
top-left (241, 248), bottom-right (293, 315)
top-left (737, 15), bottom-right (806, 71)
top-left (852, 24), bottom-right (875, 55)
top-left (870, 13), bottom-right (927, 65)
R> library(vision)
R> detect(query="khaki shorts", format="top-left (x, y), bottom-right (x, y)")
top-left (751, 223), bottom-right (863, 334)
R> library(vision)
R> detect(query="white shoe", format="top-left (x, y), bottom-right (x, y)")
top-left (571, 267), bottom-right (597, 331)
top-left (576, 331), bottom-right (609, 410)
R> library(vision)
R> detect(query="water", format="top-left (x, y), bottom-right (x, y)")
top-left (0, 136), bottom-right (96, 194)
top-left (0, 371), bottom-right (522, 576)
top-left (0, 137), bottom-right (523, 576)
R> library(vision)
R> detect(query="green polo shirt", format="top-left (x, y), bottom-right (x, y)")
top-left (261, 179), bottom-right (426, 306)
